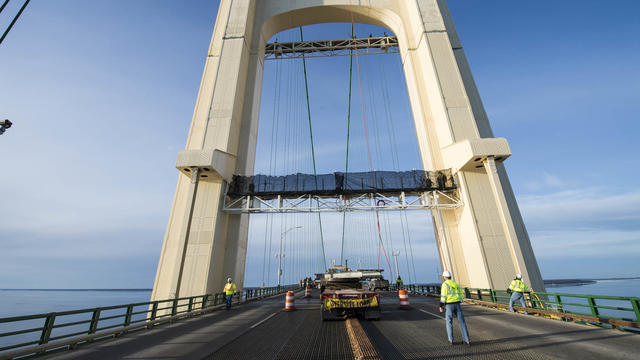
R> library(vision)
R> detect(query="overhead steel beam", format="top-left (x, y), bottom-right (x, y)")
top-left (264, 36), bottom-right (399, 59)
top-left (222, 190), bottom-right (462, 213)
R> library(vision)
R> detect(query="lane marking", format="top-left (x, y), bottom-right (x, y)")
top-left (250, 312), bottom-right (278, 329)
top-left (345, 318), bottom-right (381, 360)
top-left (418, 308), bottom-right (444, 319)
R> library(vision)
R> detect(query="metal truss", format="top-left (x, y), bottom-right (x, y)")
top-left (264, 36), bottom-right (399, 60)
top-left (222, 190), bottom-right (462, 214)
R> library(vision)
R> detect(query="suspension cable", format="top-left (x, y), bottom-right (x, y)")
top-left (0, 0), bottom-right (11, 15)
top-left (0, 0), bottom-right (30, 46)
top-left (350, 14), bottom-right (393, 279)
top-left (340, 22), bottom-right (355, 265)
top-left (299, 26), bottom-right (327, 269)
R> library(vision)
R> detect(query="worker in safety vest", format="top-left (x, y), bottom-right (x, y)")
top-left (223, 277), bottom-right (236, 310)
top-left (439, 271), bottom-right (470, 345)
top-left (507, 273), bottom-right (529, 313)
top-left (396, 276), bottom-right (403, 289)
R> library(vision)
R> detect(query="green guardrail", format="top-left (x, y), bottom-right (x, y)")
top-left (390, 284), bottom-right (441, 294)
top-left (0, 285), bottom-right (298, 357)
top-left (396, 284), bottom-right (639, 330)
top-left (464, 288), bottom-right (640, 325)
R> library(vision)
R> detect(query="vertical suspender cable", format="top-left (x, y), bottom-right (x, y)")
top-left (299, 26), bottom-right (327, 269)
top-left (350, 14), bottom-right (393, 279)
top-left (340, 22), bottom-right (355, 265)
top-left (0, 0), bottom-right (30, 45)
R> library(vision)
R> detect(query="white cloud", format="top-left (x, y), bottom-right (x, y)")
top-left (519, 186), bottom-right (640, 275)
top-left (529, 228), bottom-right (640, 258)
top-left (519, 187), bottom-right (640, 227)
top-left (525, 171), bottom-right (563, 191)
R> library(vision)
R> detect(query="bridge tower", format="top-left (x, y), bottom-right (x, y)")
top-left (150, 0), bottom-right (545, 301)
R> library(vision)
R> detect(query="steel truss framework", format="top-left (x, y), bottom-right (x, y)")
top-left (264, 36), bottom-right (399, 59)
top-left (222, 190), bottom-right (462, 214)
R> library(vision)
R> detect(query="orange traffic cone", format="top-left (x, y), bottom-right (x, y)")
top-left (398, 289), bottom-right (410, 309)
top-left (285, 290), bottom-right (295, 311)
top-left (304, 286), bottom-right (311, 298)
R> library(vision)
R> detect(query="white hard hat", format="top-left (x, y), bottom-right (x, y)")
top-left (442, 270), bottom-right (452, 278)
top-left (227, 277), bottom-right (232, 282)
top-left (515, 274), bottom-right (522, 279)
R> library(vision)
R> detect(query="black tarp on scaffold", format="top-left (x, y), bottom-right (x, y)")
top-left (227, 170), bottom-right (455, 197)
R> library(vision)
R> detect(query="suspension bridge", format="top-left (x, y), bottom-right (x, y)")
top-left (1, 0), bottom-right (638, 359)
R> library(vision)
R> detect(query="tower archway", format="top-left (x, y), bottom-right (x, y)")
top-left (150, 0), bottom-right (544, 302)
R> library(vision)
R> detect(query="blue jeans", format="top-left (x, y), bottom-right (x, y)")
top-left (225, 294), bottom-right (233, 309)
top-left (509, 292), bottom-right (526, 312)
top-left (445, 303), bottom-right (470, 343)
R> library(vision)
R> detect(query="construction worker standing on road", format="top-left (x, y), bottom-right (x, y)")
top-left (507, 274), bottom-right (529, 313)
top-left (223, 277), bottom-right (236, 310)
top-left (439, 271), bottom-right (470, 345)
top-left (396, 276), bottom-right (403, 289)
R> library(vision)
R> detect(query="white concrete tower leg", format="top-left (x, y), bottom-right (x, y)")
top-left (431, 193), bottom-right (454, 276)
top-left (401, 0), bottom-right (544, 290)
top-left (169, 167), bottom-right (200, 299)
top-left (483, 156), bottom-right (524, 275)
top-left (151, 0), bottom-right (259, 304)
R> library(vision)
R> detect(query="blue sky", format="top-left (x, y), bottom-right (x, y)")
top-left (0, 1), bottom-right (638, 289)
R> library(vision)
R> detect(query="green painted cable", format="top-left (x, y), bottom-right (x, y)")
top-left (299, 26), bottom-right (326, 268)
top-left (340, 22), bottom-right (355, 265)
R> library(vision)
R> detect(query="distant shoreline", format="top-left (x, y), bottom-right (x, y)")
top-left (0, 277), bottom-right (637, 291)
top-left (543, 277), bottom-right (640, 287)
top-left (0, 289), bottom-right (152, 291)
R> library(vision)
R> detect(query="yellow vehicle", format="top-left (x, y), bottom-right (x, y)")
top-left (319, 265), bottom-right (382, 320)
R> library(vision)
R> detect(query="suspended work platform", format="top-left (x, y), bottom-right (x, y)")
top-left (264, 36), bottom-right (399, 59)
top-left (223, 170), bottom-right (461, 213)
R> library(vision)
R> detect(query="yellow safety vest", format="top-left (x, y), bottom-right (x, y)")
top-left (224, 283), bottom-right (236, 295)
top-left (509, 279), bottom-right (529, 293)
top-left (440, 280), bottom-right (464, 303)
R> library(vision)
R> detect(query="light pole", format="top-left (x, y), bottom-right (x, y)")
top-left (277, 225), bottom-right (302, 287)
top-left (392, 251), bottom-right (400, 281)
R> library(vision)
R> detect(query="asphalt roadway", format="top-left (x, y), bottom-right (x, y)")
top-left (39, 289), bottom-right (640, 360)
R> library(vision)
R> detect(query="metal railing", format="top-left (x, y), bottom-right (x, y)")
top-left (465, 288), bottom-right (640, 329)
top-left (0, 285), bottom-right (297, 358)
top-left (396, 284), bottom-right (639, 330)
top-left (391, 284), bottom-right (441, 294)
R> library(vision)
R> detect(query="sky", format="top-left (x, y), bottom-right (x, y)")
top-left (0, 0), bottom-right (639, 289)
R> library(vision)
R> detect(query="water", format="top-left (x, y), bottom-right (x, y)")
top-left (545, 279), bottom-right (640, 298)
top-left (0, 289), bottom-right (152, 351)
top-left (0, 289), bottom-right (152, 318)
top-left (539, 279), bottom-right (640, 321)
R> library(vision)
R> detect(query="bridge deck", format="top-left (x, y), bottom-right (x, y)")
top-left (40, 290), bottom-right (639, 360)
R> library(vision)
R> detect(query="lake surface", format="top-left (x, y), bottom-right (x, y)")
top-left (0, 289), bottom-right (152, 318)
top-left (545, 278), bottom-right (640, 298)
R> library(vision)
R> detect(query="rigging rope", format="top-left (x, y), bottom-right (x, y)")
top-left (299, 26), bottom-right (327, 269)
